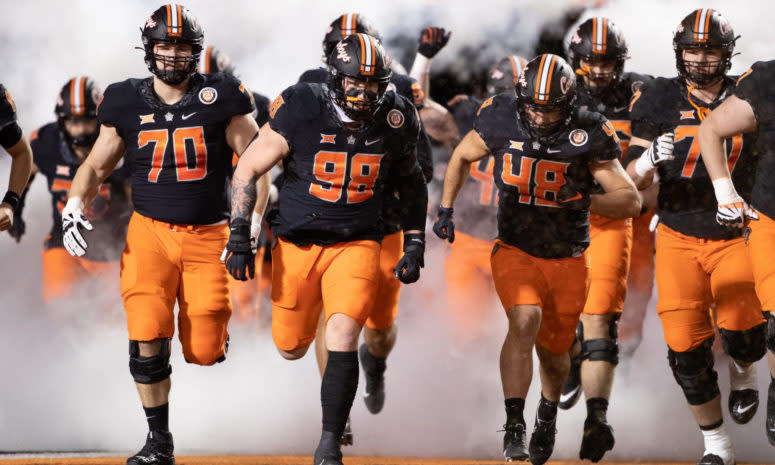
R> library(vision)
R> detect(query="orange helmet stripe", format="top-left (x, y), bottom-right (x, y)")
top-left (592, 17), bottom-right (608, 54)
top-left (357, 33), bottom-right (376, 76)
top-left (69, 76), bottom-right (86, 116)
top-left (508, 56), bottom-right (526, 82)
top-left (694, 9), bottom-right (712, 43)
top-left (204, 45), bottom-right (213, 73)
top-left (166, 4), bottom-right (182, 37)
top-left (534, 54), bottom-right (557, 104)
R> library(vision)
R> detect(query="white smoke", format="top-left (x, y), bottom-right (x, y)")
top-left (1, 0), bottom-right (774, 462)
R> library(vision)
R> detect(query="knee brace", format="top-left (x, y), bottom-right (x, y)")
top-left (720, 322), bottom-right (767, 363)
top-left (667, 337), bottom-right (719, 405)
top-left (579, 314), bottom-right (620, 365)
top-left (767, 312), bottom-right (775, 353)
top-left (129, 339), bottom-right (172, 384)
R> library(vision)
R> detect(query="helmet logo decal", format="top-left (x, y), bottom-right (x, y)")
top-left (387, 109), bottom-right (404, 128)
top-left (718, 17), bottom-right (731, 36)
top-left (569, 129), bottom-right (589, 146)
top-left (491, 69), bottom-right (504, 80)
top-left (560, 75), bottom-right (571, 95)
top-left (357, 33), bottom-right (376, 76)
top-left (145, 17), bottom-right (157, 29)
top-left (571, 30), bottom-right (583, 44)
top-left (592, 17), bottom-right (608, 54)
top-left (693, 9), bottom-right (712, 43)
top-left (166, 4), bottom-right (183, 38)
top-left (198, 87), bottom-right (218, 104)
top-left (336, 41), bottom-right (351, 63)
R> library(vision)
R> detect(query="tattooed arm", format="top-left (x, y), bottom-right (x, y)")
top-left (230, 122), bottom-right (290, 221)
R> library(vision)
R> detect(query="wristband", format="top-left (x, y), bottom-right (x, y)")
top-left (2, 191), bottom-right (20, 212)
top-left (712, 177), bottom-right (741, 204)
top-left (634, 153), bottom-right (655, 178)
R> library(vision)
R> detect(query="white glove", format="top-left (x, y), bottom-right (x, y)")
top-left (713, 177), bottom-right (759, 227)
top-left (635, 132), bottom-right (675, 177)
top-left (62, 197), bottom-right (93, 257)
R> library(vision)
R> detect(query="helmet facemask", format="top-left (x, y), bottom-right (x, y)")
top-left (574, 56), bottom-right (624, 96)
top-left (144, 40), bottom-right (201, 85)
top-left (329, 71), bottom-right (390, 121)
top-left (674, 45), bottom-right (730, 88)
top-left (61, 116), bottom-right (100, 148)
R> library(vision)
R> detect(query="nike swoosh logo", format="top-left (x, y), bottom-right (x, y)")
top-left (365, 138), bottom-right (381, 146)
top-left (559, 386), bottom-right (580, 404)
top-left (614, 106), bottom-right (628, 113)
top-left (547, 148), bottom-right (562, 153)
top-left (182, 112), bottom-right (197, 120)
top-left (734, 402), bottom-right (756, 415)
top-left (565, 193), bottom-right (582, 202)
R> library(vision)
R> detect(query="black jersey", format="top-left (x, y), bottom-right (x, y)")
top-left (97, 73), bottom-right (255, 225)
top-left (734, 60), bottom-right (775, 220)
top-left (627, 76), bottom-right (757, 239)
top-left (475, 93), bottom-right (620, 258)
top-left (0, 83), bottom-right (17, 130)
top-left (251, 90), bottom-right (270, 127)
top-left (31, 123), bottom-right (131, 261)
top-left (268, 82), bottom-right (426, 246)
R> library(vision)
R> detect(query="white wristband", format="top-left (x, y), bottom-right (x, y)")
top-left (250, 211), bottom-right (263, 238)
top-left (634, 154), bottom-right (655, 178)
top-left (712, 177), bottom-right (742, 205)
top-left (410, 54), bottom-right (432, 80)
top-left (63, 196), bottom-right (84, 213)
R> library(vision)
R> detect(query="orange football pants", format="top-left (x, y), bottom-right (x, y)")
top-left (747, 211), bottom-right (775, 311)
top-left (365, 231), bottom-right (403, 330)
top-left (583, 214), bottom-right (632, 315)
top-left (41, 247), bottom-right (117, 303)
top-left (445, 232), bottom-right (496, 334)
top-left (491, 239), bottom-right (589, 355)
top-left (121, 212), bottom-right (231, 366)
top-left (270, 237), bottom-right (380, 351)
top-left (655, 223), bottom-right (764, 352)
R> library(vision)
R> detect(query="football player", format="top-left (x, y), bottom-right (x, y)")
top-left (224, 33), bottom-right (427, 465)
top-left (64, 6), bottom-right (268, 465)
top-left (300, 15), bottom-right (433, 440)
top-left (435, 54), bottom-right (640, 464)
top-left (625, 9), bottom-right (766, 465)
top-left (14, 77), bottom-right (132, 302)
top-left (698, 57), bottom-right (775, 446)
top-left (555, 17), bottom-right (652, 462)
top-left (0, 83), bottom-right (33, 237)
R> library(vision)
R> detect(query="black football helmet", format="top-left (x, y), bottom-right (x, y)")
top-left (322, 14), bottom-right (381, 65)
top-left (673, 9), bottom-right (737, 87)
top-left (55, 76), bottom-right (102, 148)
top-left (141, 4), bottom-right (204, 84)
top-left (486, 55), bottom-right (527, 96)
top-left (516, 54), bottom-right (577, 145)
top-left (198, 45), bottom-right (236, 75)
top-left (328, 33), bottom-right (393, 121)
top-left (568, 17), bottom-right (629, 93)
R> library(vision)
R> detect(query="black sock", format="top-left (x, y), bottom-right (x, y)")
top-left (586, 397), bottom-right (609, 422)
top-left (321, 350), bottom-right (359, 437)
top-left (360, 346), bottom-right (386, 376)
top-left (537, 394), bottom-right (558, 421)
top-left (143, 403), bottom-right (169, 433)
top-left (505, 398), bottom-right (525, 427)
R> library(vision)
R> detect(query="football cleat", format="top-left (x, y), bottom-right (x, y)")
top-left (728, 388), bottom-right (758, 424)
top-left (697, 453), bottom-right (728, 465)
top-left (528, 416), bottom-right (557, 465)
top-left (313, 431), bottom-right (343, 465)
top-left (502, 423), bottom-right (528, 462)
top-left (579, 416), bottom-right (615, 462)
top-left (767, 378), bottom-right (775, 445)
top-left (339, 417), bottom-right (353, 446)
top-left (559, 353), bottom-right (582, 410)
top-left (126, 431), bottom-right (174, 465)
top-left (359, 344), bottom-right (386, 414)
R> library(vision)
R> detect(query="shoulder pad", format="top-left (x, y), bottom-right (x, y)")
top-left (298, 67), bottom-right (328, 85)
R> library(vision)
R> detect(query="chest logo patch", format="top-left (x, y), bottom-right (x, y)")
top-left (387, 109), bottom-right (404, 128)
top-left (139, 113), bottom-right (155, 124)
top-left (680, 110), bottom-right (695, 120)
top-left (509, 140), bottom-right (524, 151)
top-left (569, 129), bottom-right (589, 146)
top-left (320, 134), bottom-right (336, 144)
top-left (56, 165), bottom-right (71, 176)
top-left (199, 87), bottom-right (218, 105)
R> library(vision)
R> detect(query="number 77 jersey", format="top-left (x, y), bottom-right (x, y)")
top-left (627, 76), bottom-right (757, 239)
top-left (97, 73), bottom-right (255, 225)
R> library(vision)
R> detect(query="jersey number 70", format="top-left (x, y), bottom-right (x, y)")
top-left (138, 126), bottom-right (208, 182)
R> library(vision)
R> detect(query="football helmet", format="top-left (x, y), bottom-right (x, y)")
top-left (486, 55), bottom-right (527, 96)
top-left (516, 54), bottom-right (577, 145)
top-left (328, 33), bottom-right (392, 121)
top-left (673, 9), bottom-right (737, 87)
top-left (568, 17), bottom-right (629, 93)
top-left (55, 76), bottom-right (101, 147)
top-left (141, 4), bottom-right (204, 85)
top-left (322, 14), bottom-right (381, 65)
top-left (199, 45), bottom-right (236, 75)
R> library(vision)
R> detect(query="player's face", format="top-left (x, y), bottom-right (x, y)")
top-left (682, 48), bottom-right (723, 78)
top-left (342, 76), bottom-right (380, 115)
top-left (580, 58), bottom-right (617, 88)
top-left (154, 43), bottom-right (194, 72)
top-left (64, 117), bottom-right (98, 138)
top-left (524, 106), bottom-right (565, 136)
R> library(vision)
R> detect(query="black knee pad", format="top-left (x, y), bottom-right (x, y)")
top-left (720, 323), bottom-right (767, 363)
top-left (767, 312), bottom-right (775, 353)
top-left (667, 338), bottom-right (719, 406)
top-left (129, 338), bottom-right (172, 384)
top-left (581, 338), bottom-right (619, 365)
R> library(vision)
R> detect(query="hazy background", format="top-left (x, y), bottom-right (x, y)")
top-left (1, 0), bottom-right (774, 461)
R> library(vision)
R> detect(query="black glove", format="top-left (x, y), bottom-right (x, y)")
top-left (394, 232), bottom-right (425, 284)
top-left (8, 211), bottom-right (25, 242)
top-left (557, 183), bottom-right (591, 211)
top-left (418, 27), bottom-right (451, 58)
top-left (432, 206), bottom-right (455, 243)
top-left (223, 218), bottom-right (255, 281)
